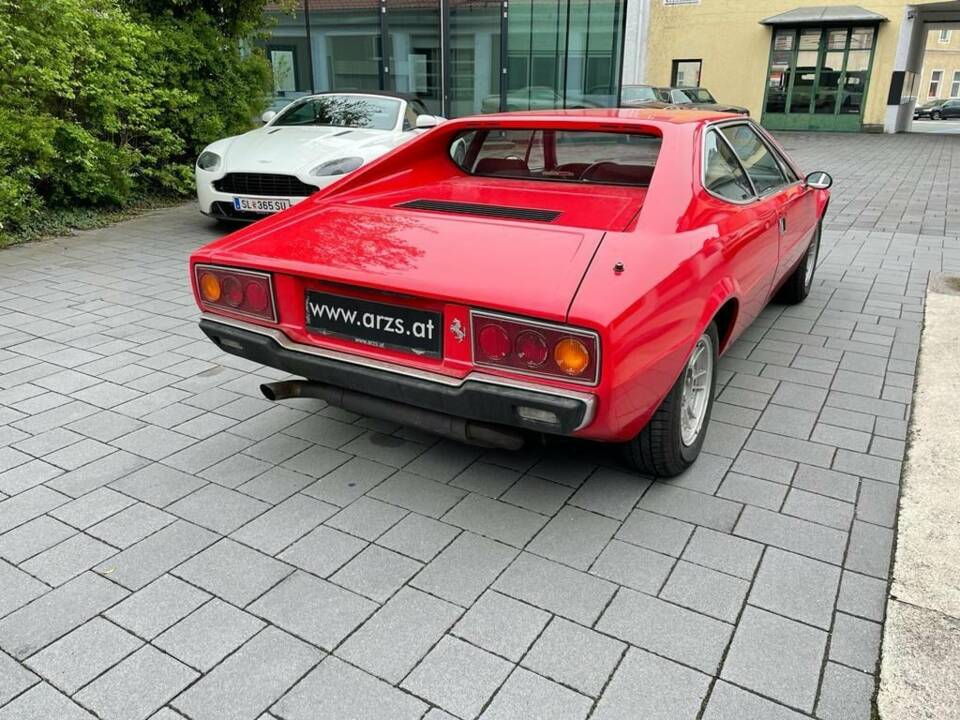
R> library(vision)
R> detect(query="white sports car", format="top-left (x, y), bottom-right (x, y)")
top-left (195, 92), bottom-right (443, 221)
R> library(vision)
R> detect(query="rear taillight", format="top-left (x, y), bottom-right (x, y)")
top-left (194, 265), bottom-right (276, 322)
top-left (471, 311), bottom-right (599, 385)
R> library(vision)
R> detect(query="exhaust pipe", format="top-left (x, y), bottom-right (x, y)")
top-left (261, 380), bottom-right (524, 450)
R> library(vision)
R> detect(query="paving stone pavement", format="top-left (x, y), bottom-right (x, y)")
top-left (0, 131), bottom-right (958, 720)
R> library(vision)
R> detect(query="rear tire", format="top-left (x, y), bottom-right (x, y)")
top-left (777, 220), bottom-right (821, 305)
top-left (933, 110), bottom-right (942, 120)
top-left (623, 323), bottom-right (719, 477)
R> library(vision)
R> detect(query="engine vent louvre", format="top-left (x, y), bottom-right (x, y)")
top-left (396, 199), bottom-right (561, 223)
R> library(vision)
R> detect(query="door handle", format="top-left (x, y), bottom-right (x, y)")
top-left (779, 216), bottom-right (787, 233)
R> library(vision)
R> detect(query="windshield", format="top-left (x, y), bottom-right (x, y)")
top-left (450, 129), bottom-right (661, 187)
top-left (273, 95), bottom-right (401, 130)
top-left (622, 86), bottom-right (659, 103)
top-left (673, 88), bottom-right (716, 104)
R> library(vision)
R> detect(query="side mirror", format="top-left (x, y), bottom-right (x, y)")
top-left (805, 170), bottom-right (832, 190)
top-left (261, 110), bottom-right (277, 124)
top-left (415, 114), bottom-right (442, 130)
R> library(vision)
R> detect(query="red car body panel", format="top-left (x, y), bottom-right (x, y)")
top-left (191, 108), bottom-right (828, 442)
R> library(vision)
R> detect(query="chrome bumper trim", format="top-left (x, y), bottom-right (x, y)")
top-left (201, 313), bottom-right (598, 430)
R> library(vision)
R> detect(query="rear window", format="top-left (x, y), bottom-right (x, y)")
top-left (450, 129), bottom-right (661, 187)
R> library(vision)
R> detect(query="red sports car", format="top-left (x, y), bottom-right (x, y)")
top-left (190, 109), bottom-right (831, 477)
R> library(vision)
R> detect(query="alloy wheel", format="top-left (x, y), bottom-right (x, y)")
top-left (679, 333), bottom-right (714, 446)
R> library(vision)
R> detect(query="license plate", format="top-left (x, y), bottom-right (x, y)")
top-left (233, 196), bottom-right (292, 214)
top-left (305, 291), bottom-right (442, 357)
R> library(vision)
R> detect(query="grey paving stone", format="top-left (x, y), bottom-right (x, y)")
top-left (717, 472), bottom-right (788, 510)
top-left (0, 648), bottom-right (38, 705)
top-left (494, 551), bottom-right (615, 625)
top-left (444, 492), bottom-right (548, 547)
top-left (49, 487), bottom-right (135, 530)
top-left (829, 612), bottom-right (882, 673)
top-left (749, 547), bottom-right (841, 629)
top-left (782, 488), bottom-right (854, 530)
top-left (109, 464), bottom-right (206, 508)
top-left (638, 483), bottom-right (742, 532)
top-left (597, 588), bottom-right (732, 673)
top-left (735, 505), bottom-right (847, 565)
top-left (376, 512), bottom-right (459, 562)
top-left (527, 453), bottom-right (595, 487)
top-left (837, 570), bottom-right (887, 622)
top-left (338, 586), bottom-right (462, 683)
top-left (810, 423), bottom-right (872, 452)
top-left (172, 627), bottom-right (321, 720)
top-left (682, 526), bottom-right (763, 579)
top-left (720, 606), bottom-right (827, 712)
top-left (340, 431), bottom-right (428, 467)
top-left (481, 667), bottom-right (592, 720)
top-left (0, 515), bottom-right (75, 564)
top-left (324, 496), bottom-right (408, 541)
top-left (522, 616), bottom-right (624, 697)
top-left (329, 544), bottom-right (421, 602)
top-left (568, 467), bottom-right (648, 520)
top-left (667, 452), bottom-right (732, 494)
top-left (756, 404), bottom-right (818, 439)
top-left (86, 502), bottom-right (175, 549)
top-left (702, 681), bottom-right (809, 720)
top-left (792, 464), bottom-right (860, 502)
top-left (154, 598), bottom-right (265, 672)
top-left (0, 558), bottom-right (48, 618)
top-left (745, 429), bottom-right (835, 468)
top-left (452, 590), bottom-right (549, 662)
top-left (413, 532), bottom-right (518, 607)
top-left (0, 485), bottom-right (69, 534)
top-left (274, 655), bottom-right (425, 720)
top-left (368, 470), bottom-right (467, 519)
top-left (0, 458), bottom-right (62, 495)
top-left (236, 466), bottom-right (314, 504)
top-left (249, 570), bottom-right (376, 649)
top-left (167, 482), bottom-right (269, 535)
top-left (498, 475), bottom-right (573, 515)
top-left (404, 440), bottom-right (482, 482)
top-left (74, 645), bottom-right (196, 720)
top-left (532, 506), bottom-right (619, 569)
top-left (450, 461), bottom-right (520, 497)
top-left (856, 478), bottom-right (899, 527)
top-left (0, 572), bottom-right (127, 660)
top-left (105, 574), bottom-right (209, 640)
top-left (46, 451), bottom-right (150, 499)
top-left (592, 647), bottom-right (710, 720)
top-left (231, 494), bottom-right (336, 555)
top-left (280, 444), bottom-right (352, 480)
top-left (25, 617), bottom-right (142, 695)
top-left (0, 682), bottom-right (94, 719)
top-left (816, 661), bottom-right (875, 720)
top-left (590, 538), bottom-right (674, 594)
top-left (22, 533), bottom-right (116, 587)
top-left (95, 519), bottom-right (217, 591)
top-left (301, 456), bottom-right (394, 506)
top-left (173, 539), bottom-right (292, 607)
top-left (278, 524), bottom-right (367, 577)
top-left (401, 635), bottom-right (512, 720)
top-left (660, 560), bottom-right (749, 623)
top-left (284, 414), bottom-right (366, 449)
top-left (198, 453), bottom-right (273, 488)
top-left (111, 426), bottom-right (195, 461)
top-left (845, 520), bottom-right (895, 578)
top-left (615, 508), bottom-right (694, 556)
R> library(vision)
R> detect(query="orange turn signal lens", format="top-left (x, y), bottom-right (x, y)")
top-left (199, 272), bottom-right (221, 302)
top-left (554, 338), bottom-right (590, 376)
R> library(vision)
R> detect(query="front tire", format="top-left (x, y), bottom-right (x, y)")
top-left (624, 323), bottom-right (719, 477)
top-left (777, 220), bottom-right (821, 304)
top-left (933, 110), bottom-right (942, 120)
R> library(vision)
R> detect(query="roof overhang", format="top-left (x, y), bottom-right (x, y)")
top-left (760, 5), bottom-right (888, 26)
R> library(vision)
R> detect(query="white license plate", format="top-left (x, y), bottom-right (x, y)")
top-left (232, 197), bottom-right (292, 214)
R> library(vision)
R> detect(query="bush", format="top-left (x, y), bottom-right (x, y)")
top-left (0, 0), bottom-right (271, 239)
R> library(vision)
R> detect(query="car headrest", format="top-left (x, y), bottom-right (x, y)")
top-left (581, 162), bottom-right (654, 186)
top-left (474, 157), bottom-right (531, 177)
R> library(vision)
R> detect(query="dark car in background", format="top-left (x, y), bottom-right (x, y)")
top-left (914, 99), bottom-right (960, 119)
top-left (660, 86), bottom-right (750, 116)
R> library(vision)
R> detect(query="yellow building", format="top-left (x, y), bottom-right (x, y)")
top-left (635, 0), bottom-right (960, 132)
top-left (920, 27), bottom-right (960, 101)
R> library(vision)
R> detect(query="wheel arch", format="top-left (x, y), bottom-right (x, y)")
top-left (711, 297), bottom-right (740, 354)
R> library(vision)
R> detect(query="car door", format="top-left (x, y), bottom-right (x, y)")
top-left (702, 128), bottom-right (781, 327)
top-left (719, 123), bottom-right (814, 288)
top-left (945, 100), bottom-right (960, 118)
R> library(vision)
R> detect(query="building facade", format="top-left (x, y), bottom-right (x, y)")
top-left (920, 27), bottom-right (960, 101)
top-left (259, 0), bottom-right (629, 118)
top-left (640, 0), bottom-right (960, 132)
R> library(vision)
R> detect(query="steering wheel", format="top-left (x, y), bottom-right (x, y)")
top-left (580, 161), bottom-right (613, 182)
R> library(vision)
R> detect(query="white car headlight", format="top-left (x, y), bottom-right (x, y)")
top-left (310, 157), bottom-right (364, 177)
top-left (197, 151), bottom-right (221, 171)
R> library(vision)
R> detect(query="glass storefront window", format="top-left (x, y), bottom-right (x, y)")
top-left (387, 0), bottom-right (442, 114)
top-left (449, 0), bottom-right (502, 117)
top-left (259, 4), bottom-right (313, 113)
top-left (308, 1), bottom-right (382, 93)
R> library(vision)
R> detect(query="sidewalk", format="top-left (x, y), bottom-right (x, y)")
top-left (879, 275), bottom-right (960, 720)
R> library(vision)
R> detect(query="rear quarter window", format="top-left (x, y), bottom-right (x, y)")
top-left (450, 129), bottom-right (661, 187)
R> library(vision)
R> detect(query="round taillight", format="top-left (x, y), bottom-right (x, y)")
top-left (478, 324), bottom-right (511, 360)
top-left (222, 276), bottom-right (243, 307)
top-left (244, 281), bottom-right (268, 312)
top-left (199, 272), bottom-right (221, 302)
top-left (515, 330), bottom-right (548, 367)
top-left (554, 337), bottom-right (590, 376)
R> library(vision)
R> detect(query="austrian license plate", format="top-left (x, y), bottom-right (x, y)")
top-left (232, 196), bottom-right (291, 214)
top-left (305, 291), bottom-right (442, 357)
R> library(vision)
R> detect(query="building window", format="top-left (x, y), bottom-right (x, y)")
top-left (951, 70), bottom-right (960, 98)
top-left (938, 29), bottom-right (952, 43)
top-left (671, 59), bottom-right (702, 87)
top-left (929, 70), bottom-right (943, 98)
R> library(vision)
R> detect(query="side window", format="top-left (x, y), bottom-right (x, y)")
top-left (720, 124), bottom-right (789, 195)
top-left (402, 104), bottom-right (418, 131)
top-left (703, 130), bottom-right (755, 202)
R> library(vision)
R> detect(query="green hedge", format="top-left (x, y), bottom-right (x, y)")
top-left (0, 0), bottom-right (272, 239)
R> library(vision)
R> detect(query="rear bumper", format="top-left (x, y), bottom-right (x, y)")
top-left (199, 315), bottom-right (597, 435)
